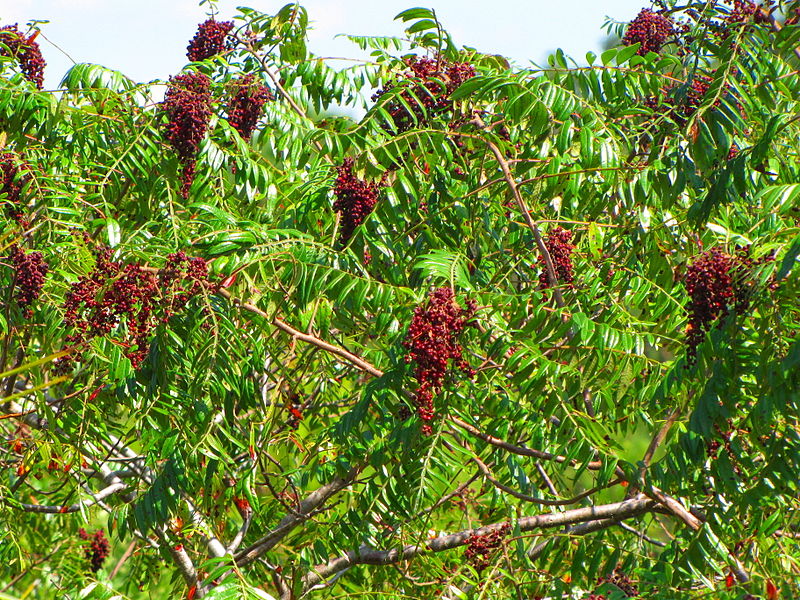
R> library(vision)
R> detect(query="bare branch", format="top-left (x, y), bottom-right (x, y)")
top-left (11, 480), bottom-right (127, 513)
top-left (235, 468), bottom-right (360, 567)
top-left (302, 497), bottom-right (655, 590)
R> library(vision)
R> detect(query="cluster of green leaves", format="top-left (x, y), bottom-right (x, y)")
top-left (0, 1), bottom-right (799, 599)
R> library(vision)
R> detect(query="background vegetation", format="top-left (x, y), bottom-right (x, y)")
top-left (0, 1), bottom-right (799, 598)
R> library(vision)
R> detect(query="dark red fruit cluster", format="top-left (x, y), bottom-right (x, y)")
top-left (161, 71), bottom-right (212, 198)
top-left (1, 152), bottom-right (28, 223)
top-left (78, 528), bottom-right (110, 573)
top-left (59, 244), bottom-right (210, 370)
top-left (10, 245), bottom-right (48, 316)
top-left (644, 73), bottom-right (722, 125)
top-left (158, 251), bottom-right (210, 319)
top-left (600, 568), bottom-right (639, 597)
top-left (622, 9), bottom-right (675, 55)
top-left (403, 287), bottom-right (476, 435)
top-left (538, 226), bottom-right (575, 289)
top-left (186, 18), bottom-right (234, 62)
top-left (683, 247), bottom-right (771, 360)
top-left (332, 158), bottom-right (385, 245)
top-left (464, 523), bottom-right (510, 572)
top-left (682, 74), bottom-right (714, 117)
top-left (726, 1), bottom-right (772, 24)
top-left (226, 74), bottom-right (273, 140)
top-left (372, 55), bottom-right (475, 133)
top-left (0, 25), bottom-right (46, 89)
top-left (706, 420), bottom-right (748, 475)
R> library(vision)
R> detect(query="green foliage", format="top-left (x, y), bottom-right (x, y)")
top-left (1, 1), bottom-right (799, 599)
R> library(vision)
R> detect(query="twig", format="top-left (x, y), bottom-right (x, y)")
top-left (108, 540), bottom-right (137, 580)
top-left (217, 289), bottom-right (383, 378)
top-left (450, 415), bottom-right (604, 470)
top-left (469, 115), bottom-right (566, 311)
top-left (235, 468), bottom-right (361, 567)
top-left (473, 456), bottom-right (619, 506)
top-left (11, 481), bottom-right (127, 513)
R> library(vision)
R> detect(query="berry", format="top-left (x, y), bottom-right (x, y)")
top-left (158, 251), bottom-right (210, 319)
top-left (233, 496), bottom-right (252, 516)
top-left (10, 245), bottom-right (48, 316)
top-left (161, 71), bottom-right (212, 198)
top-left (602, 568), bottom-right (639, 597)
top-left (332, 158), bottom-right (385, 245)
top-left (0, 25), bottom-right (46, 89)
top-left (226, 74), bottom-right (273, 140)
top-left (464, 523), bottom-right (509, 572)
top-left (78, 528), bottom-right (110, 573)
top-left (538, 226), bottom-right (575, 289)
top-left (726, 1), bottom-right (772, 25)
top-left (187, 18), bottom-right (234, 62)
top-left (683, 246), bottom-right (772, 360)
top-left (403, 287), bottom-right (476, 434)
top-left (57, 243), bottom-right (210, 371)
top-left (622, 9), bottom-right (675, 55)
top-left (644, 73), bottom-right (725, 125)
top-left (0, 152), bottom-right (28, 223)
top-left (372, 55), bottom-right (475, 134)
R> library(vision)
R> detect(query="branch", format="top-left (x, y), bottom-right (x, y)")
top-left (216, 289), bottom-right (384, 378)
top-left (302, 497), bottom-right (655, 590)
top-left (469, 114), bottom-right (566, 311)
top-left (234, 468), bottom-right (360, 567)
top-left (643, 487), bottom-right (702, 531)
top-left (11, 481), bottom-right (127, 513)
top-left (450, 416), bottom-right (604, 470)
top-left (228, 512), bottom-right (252, 554)
top-left (528, 515), bottom-right (629, 561)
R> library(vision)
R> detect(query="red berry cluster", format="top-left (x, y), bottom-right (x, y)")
top-left (59, 245), bottom-right (210, 370)
top-left (600, 568), bottom-right (639, 597)
top-left (9, 245), bottom-right (48, 316)
top-left (706, 419), bottom-right (749, 475)
top-left (158, 251), bottom-right (210, 318)
top-left (332, 158), bottom-right (386, 245)
top-left (538, 226), bottom-right (575, 290)
top-left (683, 247), bottom-right (771, 360)
top-left (233, 496), bottom-right (253, 517)
top-left (726, 1), bottom-right (772, 24)
top-left (1, 152), bottom-right (28, 223)
top-left (0, 25), bottom-right (46, 89)
top-left (78, 528), bottom-right (110, 573)
top-left (682, 74), bottom-right (715, 118)
top-left (403, 287), bottom-right (476, 435)
top-left (226, 74), bottom-right (273, 140)
top-left (372, 56), bottom-right (475, 133)
top-left (161, 71), bottom-right (213, 198)
top-left (644, 73), bottom-right (724, 125)
top-left (464, 523), bottom-right (510, 573)
top-left (186, 18), bottom-right (234, 62)
top-left (622, 9), bottom-right (675, 55)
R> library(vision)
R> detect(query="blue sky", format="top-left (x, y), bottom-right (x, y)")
top-left (1, 0), bottom-right (644, 89)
